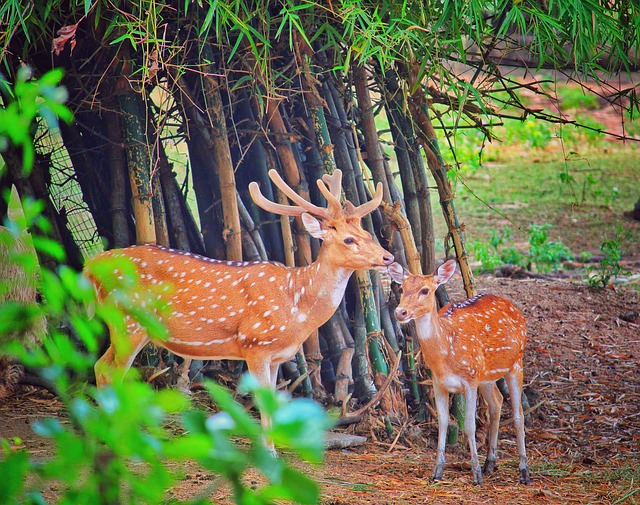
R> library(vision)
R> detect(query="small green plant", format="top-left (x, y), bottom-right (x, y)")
top-left (527, 223), bottom-right (574, 272)
top-left (587, 227), bottom-right (632, 289)
top-left (470, 226), bottom-right (527, 273)
top-left (574, 114), bottom-right (606, 146)
top-left (470, 240), bottom-right (502, 272)
top-left (556, 86), bottom-right (599, 110)
top-left (579, 251), bottom-right (593, 263)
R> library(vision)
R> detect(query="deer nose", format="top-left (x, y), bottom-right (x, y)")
top-left (382, 253), bottom-right (394, 265)
top-left (395, 307), bottom-right (408, 320)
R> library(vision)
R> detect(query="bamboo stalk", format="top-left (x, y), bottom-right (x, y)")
top-left (383, 70), bottom-right (436, 275)
top-left (353, 65), bottom-right (392, 201)
top-left (118, 92), bottom-right (156, 244)
top-left (176, 73), bottom-right (225, 259)
top-left (103, 105), bottom-right (131, 248)
top-left (157, 153), bottom-right (190, 251)
top-left (236, 192), bottom-right (268, 260)
top-left (264, 96), bottom-right (313, 266)
top-left (151, 173), bottom-right (170, 247)
top-left (201, 56), bottom-right (242, 261)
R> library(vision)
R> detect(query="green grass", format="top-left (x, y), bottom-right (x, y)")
top-left (431, 147), bottom-right (640, 261)
top-left (555, 85), bottom-right (600, 110)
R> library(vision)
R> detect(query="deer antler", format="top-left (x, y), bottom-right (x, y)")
top-left (250, 169), bottom-right (383, 221)
top-left (249, 169), bottom-right (331, 219)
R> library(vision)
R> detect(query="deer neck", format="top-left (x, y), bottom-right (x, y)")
top-left (414, 309), bottom-right (448, 363)
top-left (290, 253), bottom-right (352, 329)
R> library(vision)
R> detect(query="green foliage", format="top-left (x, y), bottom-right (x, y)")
top-left (0, 67), bottom-right (72, 174)
top-left (587, 226), bottom-right (632, 289)
top-left (624, 111), bottom-right (640, 138)
top-left (527, 223), bottom-right (573, 272)
top-left (502, 117), bottom-right (553, 149)
top-left (470, 226), bottom-right (527, 273)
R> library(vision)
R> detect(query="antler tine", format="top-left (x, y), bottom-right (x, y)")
top-left (249, 181), bottom-right (306, 216)
top-left (316, 178), bottom-right (343, 214)
top-left (322, 170), bottom-right (343, 200)
top-left (354, 182), bottom-right (384, 217)
top-left (267, 169), bottom-right (331, 219)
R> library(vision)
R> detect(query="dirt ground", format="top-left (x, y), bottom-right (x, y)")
top-left (2, 266), bottom-right (639, 504)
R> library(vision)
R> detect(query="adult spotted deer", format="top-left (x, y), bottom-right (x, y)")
top-left (389, 260), bottom-right (530, 486)
top-left (85, 169), bottom-right (393, 426)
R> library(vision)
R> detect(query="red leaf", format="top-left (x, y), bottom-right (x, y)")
top-left (52, 22), bottom-right (80, 56)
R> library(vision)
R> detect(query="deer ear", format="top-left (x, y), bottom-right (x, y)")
top-left (388, 262), bottom-right (408, 284)
top-left (434, 259), bottom-right (457, 286)
top-left (301, 213), bottom-right (327, 239)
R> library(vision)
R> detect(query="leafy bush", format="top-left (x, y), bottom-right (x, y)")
top-left (470, 226), bottom-right (527, 273)
top-left (502, 117), bottom-right (553, 149)
top-left (574, 114), bottom-right (606, 146)
top-left (471, 224), bottom-right (574, 273)
top-left (0, 220), bottom-right (331, 504)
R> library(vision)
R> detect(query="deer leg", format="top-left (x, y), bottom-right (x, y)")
top-left (245, 356), bottom-right (276, 454)
top-left (95, 323), bottom-right (150, 387)
top-left (506, 368), bottom-right (530, 485)
top-left (463, 384), bottom-right (483, 485)
top-left (432, 382), bottom-right (449, 481)
top-left (479, 382), bottom-right (503, 475)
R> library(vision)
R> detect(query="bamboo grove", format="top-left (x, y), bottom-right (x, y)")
top-left (2, 1), bottom-right (639, 430)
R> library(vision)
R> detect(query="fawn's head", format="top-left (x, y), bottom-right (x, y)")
top-left (389, 260), bottom-right (457, 323)
top-left (250, 169), bottom-right (394, 271)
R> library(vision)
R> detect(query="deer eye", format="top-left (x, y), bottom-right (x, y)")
top-left (343, 237), bottom-right (356, 245)
top-left (398, 287), bottom-right (403, 294)
top-left (420, 288), bottom-right (430, 295)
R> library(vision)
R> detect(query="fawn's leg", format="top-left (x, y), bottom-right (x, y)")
top-left (505, 366), bottom-right (530, 485)
top-left (478, 382), bottom-right (503, 475)
top-left (432, 381), bottom-right (450, 481)
top-left (463, 384), bottom-right (483, 485)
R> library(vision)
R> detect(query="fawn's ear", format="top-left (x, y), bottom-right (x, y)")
top-left (301, 213), bottom-right (327, 239)
top-left (434, 259), bottom-right (457, 286)
top-left (388, 262), bottom-right (408, 284)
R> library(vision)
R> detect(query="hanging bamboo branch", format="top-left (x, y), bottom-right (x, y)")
top-left (405, 70), bottom-right (477, 298)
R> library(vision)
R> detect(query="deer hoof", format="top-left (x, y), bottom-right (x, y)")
top-left (482, 459), bottom-right (497, 474)
top-left (519, 467), bottom-right (531, 485)
top-left (472, 466), bottom-right (484, 486)
top-left (432, 463), bottom-right (445, 481)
